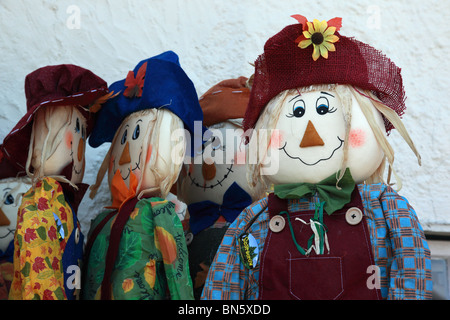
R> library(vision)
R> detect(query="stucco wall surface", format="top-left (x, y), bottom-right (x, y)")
top-left (0, 0), bottom-right (448, 235)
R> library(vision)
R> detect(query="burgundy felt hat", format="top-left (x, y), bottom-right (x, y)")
top-left (243, 17), bottom-right (406, 135)
top-left (2, 64), bottom-right (108, 171)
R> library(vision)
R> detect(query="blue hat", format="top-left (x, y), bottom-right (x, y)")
top-left (89, 51), bottom-right (203, 155)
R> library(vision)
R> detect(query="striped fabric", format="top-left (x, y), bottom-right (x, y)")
top-left (201, 183), bottom-right (432, 300)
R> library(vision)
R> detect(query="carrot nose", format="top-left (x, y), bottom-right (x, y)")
top-left (300, 120), bottom-right (325, 148)
top-left (77, 138), bottom-right (85, 162)
top-left (202, 160), bottom-right (216, 181)
top-left (119, 141), bottom-right (131, 165)
top-left (0, 207), bottom-right (10, 226)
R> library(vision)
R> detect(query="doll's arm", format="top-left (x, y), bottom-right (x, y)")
top-left (201, 198), bottom-right (268, 300)
top-left (382, 186), bottom-right (433, 300)
top-left (152, 199), bottom-right (194, 300)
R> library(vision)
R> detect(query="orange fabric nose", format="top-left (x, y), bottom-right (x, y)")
top-left (77, 138), bottom-right (85, 162)
top-left (0, 207), bottom-right (10, 226)
top-left (119, 142), bottom-right (131, 165)
top-left (300, 120), bottom-right (325, 148)
top-left (202, 161), bottom-right (216, 181)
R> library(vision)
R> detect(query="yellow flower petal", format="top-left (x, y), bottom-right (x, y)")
top-left (324, 34), bottom-right (339, 43)
top-left (307, 21), bottom-right (314, 34)
top-left (322, 41), bottom-right (336, 52)
top-left (319, 45), bottom-right (329, 59)
top-left (313, 19), bottom-right (321, 33)
top-left (312, 45), bottom-right (321, 61)
top-left (303, 30), bottom-right (312, 39)
top-left (323, 26), bottom-right (336, 37)
top-left (319, 20), bottom-right (328, 33)
top-left (299, 39), bottom-right (312, 49)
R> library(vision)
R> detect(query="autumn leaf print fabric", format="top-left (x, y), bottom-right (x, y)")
top-left (82, 197), bottom-right (193, 300)
top-left (9, 178), bottom-right (76, 300)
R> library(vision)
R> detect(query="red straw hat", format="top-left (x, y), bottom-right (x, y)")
top-left (199, 76), bottom-right (250, 127)
top-left (2, 64), bottom-right (108, 171)
top-left (243, 16), bottom-right (405, 135)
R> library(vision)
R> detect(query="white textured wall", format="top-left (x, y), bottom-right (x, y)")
top-left (0, 0), bottom-right (449, 235)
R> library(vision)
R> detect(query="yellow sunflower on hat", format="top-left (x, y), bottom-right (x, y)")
top-left (292, 15), bottom-right (342, 61)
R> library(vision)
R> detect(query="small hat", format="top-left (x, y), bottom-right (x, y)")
top-left (199, 76), bottom-right (250, 127)
top-left (2, 64), bottom-right (108, 171)
top-left (243, 16), bottom-right (405, 135)
top-left (88, 51), bottom-right (203, 156)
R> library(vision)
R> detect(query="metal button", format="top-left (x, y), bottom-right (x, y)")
top-left (345, 207), bottom-right (363, 225)
top-left (74, 227), bottom-right (80, 244)
top-left (269, 215), bottom-right (285, 232)
top-left (185, 232), bottom-right (194, 246)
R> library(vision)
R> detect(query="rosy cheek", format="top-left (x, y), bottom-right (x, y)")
top-left (349, 129), bottom-right (366, 148)
top-left (269, 129), bottom-right (284, 149)
top-left (65, 131), bottom-right (73, 149)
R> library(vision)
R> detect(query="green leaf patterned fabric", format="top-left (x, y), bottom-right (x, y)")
top-left (82, 197), bottom-right (193, 300)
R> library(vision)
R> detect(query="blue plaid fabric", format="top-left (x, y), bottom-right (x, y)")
top-left (201, 183), bottom-right (432, 300)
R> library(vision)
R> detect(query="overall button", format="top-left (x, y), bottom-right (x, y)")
top-left (74, 228), bottom-right (80, 244)
top-left (185, 232), bottom-right (194, 246)
top-left (345, 207), bottom-right (363, 225)
top-left (269, 215), bottom-right (285, 232)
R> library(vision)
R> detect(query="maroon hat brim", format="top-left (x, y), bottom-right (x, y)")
top-left (2, 86), bottom-right (107, 172)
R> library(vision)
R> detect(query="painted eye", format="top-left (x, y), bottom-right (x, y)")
top-left (121, 129), bottom-right (128, 145)
top-left (81, 125), bottom-right (86, 139)
top-left (293, 100), bottom-right (306, 118)
top-left (4, 193), bottom-right (14, 205)
top-left (316, 104), bottom-right (330, 115)
top-left (75, 118), bottom-right (80, 133)
top-left (316, 97), bottom-right (333, 115)
top-left (132, 124), bottom-right (140, 140)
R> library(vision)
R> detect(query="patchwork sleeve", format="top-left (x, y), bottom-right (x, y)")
top-left (201, 198), bottom-right (268, 300)
top-left (381, 185), bottom-right (433, 300)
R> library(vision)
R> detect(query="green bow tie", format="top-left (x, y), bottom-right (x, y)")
top-left (273, 168), bottom-right (355, 215)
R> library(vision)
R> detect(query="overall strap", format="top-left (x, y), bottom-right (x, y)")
top-left (100, 197), bottom-right (140, 300)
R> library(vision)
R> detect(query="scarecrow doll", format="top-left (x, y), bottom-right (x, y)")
top-left (0, 153), bottom-right (31, 299)
top-left (1, 64), bottom-right (108, 300)
top-left (82, 51), bottom-right (202, 300)
top-left (177, 77), bottom-right (254, 299)
top-left (202, 15), bottom-right (432, 300)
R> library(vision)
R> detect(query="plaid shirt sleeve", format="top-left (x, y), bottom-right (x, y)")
top-left (361, 183), bottom-right (433, 300)
top-left (201, 197), bottom-right (269, 300)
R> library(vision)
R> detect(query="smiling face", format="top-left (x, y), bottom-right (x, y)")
top-left (107, 109), bottom-right (182, 199)
top-left (260, 87), bottom-right (385, 185)
top-left (181, 121), bottom-right (251, 205)
top-left (33, 106), bottom-right (87, 185)
top-left (0, 178), bottom-right (31, 253)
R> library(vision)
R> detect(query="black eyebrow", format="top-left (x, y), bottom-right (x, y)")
top-left (136, 119), bottom-right (143, 123)
top-left (289, 95), bottom-right (301, 102)
top-left (320, 91), bottom-right (335, 97)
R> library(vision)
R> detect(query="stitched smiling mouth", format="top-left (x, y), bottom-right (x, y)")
top-left (114, 150), bottom-right (142, 181)
top-left (0, 228), bottom-right (15, 239)
top-left (279, 136), bottom-right (344, 166)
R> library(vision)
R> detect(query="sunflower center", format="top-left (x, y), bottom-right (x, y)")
top-left (311, 32), bottom-right (324, 45)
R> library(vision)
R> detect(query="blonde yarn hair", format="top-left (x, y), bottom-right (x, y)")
top-left (25, 105), bottom-right (79, 189)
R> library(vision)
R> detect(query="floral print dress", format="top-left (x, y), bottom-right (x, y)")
top-left (9, 177), bottom-right (83, 300)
